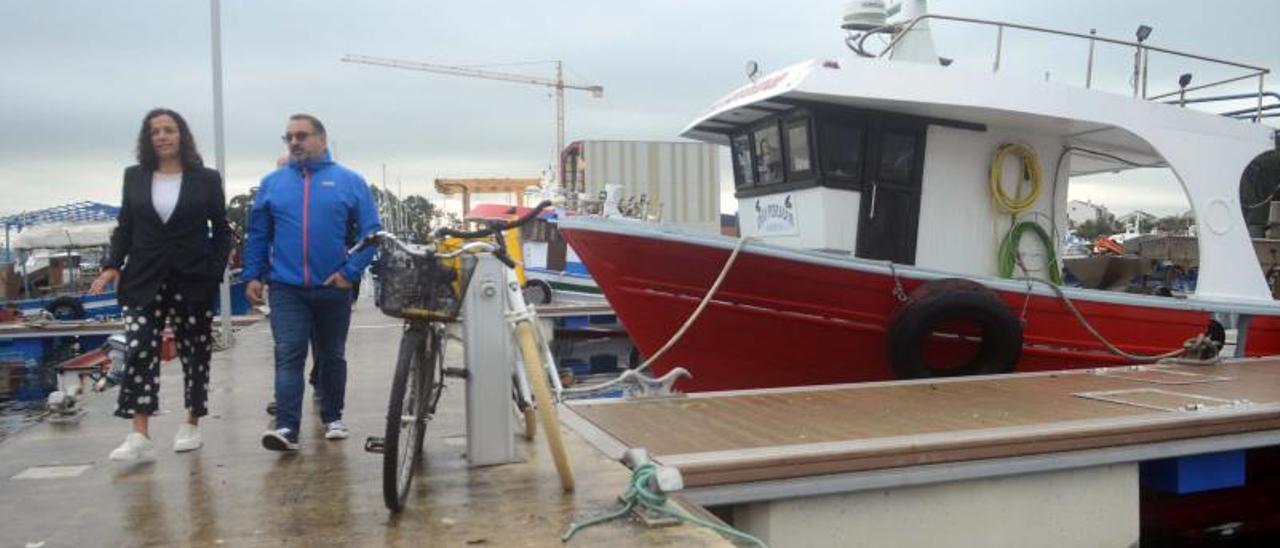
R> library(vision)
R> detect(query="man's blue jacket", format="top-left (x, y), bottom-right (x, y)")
top-left (241, 151), bottom-right (381, 287)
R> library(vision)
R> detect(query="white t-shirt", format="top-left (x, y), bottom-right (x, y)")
top-left (151, 171), bottom-right (182, 223)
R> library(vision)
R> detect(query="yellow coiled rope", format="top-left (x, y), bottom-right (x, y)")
top-left (989, 143), bottom-right (1043, 214)
top-left (990, 143), bottom-right (1061, 285)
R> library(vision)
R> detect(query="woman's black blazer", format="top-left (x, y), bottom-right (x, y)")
top-left (105, 165), bottom-right (232, 308)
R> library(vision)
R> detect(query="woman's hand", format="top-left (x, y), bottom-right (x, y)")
top-left (89, 268), bottom-right (119, 294)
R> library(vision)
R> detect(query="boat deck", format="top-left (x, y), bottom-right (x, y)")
top-left (0, 301), bottom-right (729, 547)
top-left (567, 358), bottom-right (1280, 497)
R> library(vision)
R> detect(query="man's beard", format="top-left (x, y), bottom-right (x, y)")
top-left (289, 147), bottom-right (318, 162)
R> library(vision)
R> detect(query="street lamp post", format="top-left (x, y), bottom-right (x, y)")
top-left (211, 0), bottom-right (233, 348)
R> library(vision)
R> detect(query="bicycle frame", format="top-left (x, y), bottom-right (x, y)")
top-left (502, 263), bottom-right (565, 401)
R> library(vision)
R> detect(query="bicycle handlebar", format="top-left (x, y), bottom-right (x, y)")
top-left (433, 200), bottom-right (553, 240)
top-left (349, 232), bottom-right (497, 259)
top-left (349, 200), bottom-right (551, 268)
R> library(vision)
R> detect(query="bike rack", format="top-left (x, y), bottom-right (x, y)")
top-left (463, 254), bottom-right (518, 466)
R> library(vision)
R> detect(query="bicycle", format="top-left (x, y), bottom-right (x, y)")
top-left (356, 200), bottom-right (574, 512)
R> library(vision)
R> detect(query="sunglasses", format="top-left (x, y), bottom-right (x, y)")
top-left (282, 132), bottom-right (312, 143)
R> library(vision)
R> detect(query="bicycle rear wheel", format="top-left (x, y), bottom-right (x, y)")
top-left (383, 325), bottom-right (434, 512)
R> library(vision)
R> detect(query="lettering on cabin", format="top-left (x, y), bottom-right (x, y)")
top-left (754, 194), bottom-right (798, 236)
top-left (707, 69), bottom-right (795, 113)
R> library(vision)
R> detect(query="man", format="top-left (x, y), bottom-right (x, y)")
top-left (243, 114), bottom-right (381, 451)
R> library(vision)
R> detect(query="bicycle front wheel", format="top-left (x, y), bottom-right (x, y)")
top-left (514, 321), bottom-right (575, 491)
top-left (383, 325), bottom-right (433, 512)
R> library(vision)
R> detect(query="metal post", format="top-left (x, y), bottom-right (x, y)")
top-left (210, 0), bottom-right (233, 348)
top-left (1259, 74), bottom-right (1267, 122)
top-left (993, 25), bottom-right (1003, 73)
top-left (1085, 29), bottom-right (1096, 89)
top-left (463, 255), bottom-right (516, 466)
top-left (555, 60), bottom-right (565, 188)
top-left (1141, 47), bottom-right (1150, 99)
top-left (1136, 44), bottom-right (1146, 97)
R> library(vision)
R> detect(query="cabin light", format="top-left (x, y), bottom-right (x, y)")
top-left (822, 60), bottom-right (841, 69)
top-left (1135, 24), bottom-right (1153, 43)
top-left (1178, 73), bottom-right (1193, 107)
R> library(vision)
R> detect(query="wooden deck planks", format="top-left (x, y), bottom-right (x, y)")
top-left (568, 358), bottom-right (1280, 487)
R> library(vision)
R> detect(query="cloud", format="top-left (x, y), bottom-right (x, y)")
top-left (1, 0), bottom-right (1277, 217)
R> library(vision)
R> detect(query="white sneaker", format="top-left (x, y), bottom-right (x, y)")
top-left (324, 420), bottom-right (349, 440)
top-left (173, 424), bottom-right (202, 452)
top-left (109, 432), bottom-right (156, 462)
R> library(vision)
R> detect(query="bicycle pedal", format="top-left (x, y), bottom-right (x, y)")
top-left (364, 436), bottom-right (385, 454)
top-left (443, 367), bottom-right (468, 379)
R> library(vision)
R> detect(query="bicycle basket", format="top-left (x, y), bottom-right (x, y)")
top-left (372, 240), bottom-right (476, 321)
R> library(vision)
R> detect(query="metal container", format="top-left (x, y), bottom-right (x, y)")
top-left (562, 140), bottom-right (721, 232)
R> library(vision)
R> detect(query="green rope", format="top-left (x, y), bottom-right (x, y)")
top-left (997, 220), bottom-right (1063, 285)
top-left (561, 463), bottom-right (768, 547)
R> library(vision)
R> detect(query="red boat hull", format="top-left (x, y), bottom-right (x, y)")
top-left (560, 224), bottom-right (1280, 392)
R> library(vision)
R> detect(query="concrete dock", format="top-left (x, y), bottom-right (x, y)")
top-left (0, 299), bottom-right (731, 547)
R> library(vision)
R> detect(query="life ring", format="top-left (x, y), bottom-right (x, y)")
top-left (886, 278), bottom-right (1022, 379)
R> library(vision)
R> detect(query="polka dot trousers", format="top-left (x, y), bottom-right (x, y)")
top-left (114, 282), bottom-right (214, 419)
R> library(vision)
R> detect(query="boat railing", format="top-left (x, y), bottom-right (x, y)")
top-left (873, 14), bottom-right (1272, 122)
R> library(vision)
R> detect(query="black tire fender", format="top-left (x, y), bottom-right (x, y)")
top-left (46, 295), bottom-right (87, 320)
top-left (886, 278), bottom-right (1022, 379)
top-left (522, 279), bottom-right (554, 305)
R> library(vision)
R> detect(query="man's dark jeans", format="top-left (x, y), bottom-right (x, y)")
top-left (268, 282), bottom-right (352, 435)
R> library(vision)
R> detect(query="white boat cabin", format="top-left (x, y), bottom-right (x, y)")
top-left (682, 14), bottom-right (1279, 307)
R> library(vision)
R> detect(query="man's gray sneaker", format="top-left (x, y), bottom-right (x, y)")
top-left (262, 428), bottom-right (299, 451)
top-left (324, 420), bottom-right (349, 440)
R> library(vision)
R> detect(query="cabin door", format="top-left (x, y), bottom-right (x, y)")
top-left (856, 119), bottom-right (925, 265)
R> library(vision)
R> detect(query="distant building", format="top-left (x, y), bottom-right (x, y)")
top-left (1116, 210), bottom-right (1158, 231)
top-left (1067, 200), bottom-right (1106, 227)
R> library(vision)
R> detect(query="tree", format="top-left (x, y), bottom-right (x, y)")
top-left (401, 195), bottom-right (445, 242)
top-left (226, 187), bottom-right (258, 241)
top-left (1075, 212), bottom-right (1124, 241)
top-left (1152, 214), bottom-right (1194, 235)
top-left (368, 187), bottom-right (452, 242)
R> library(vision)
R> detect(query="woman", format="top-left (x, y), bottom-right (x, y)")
top-left (90, 108), bottom-right (231, 462)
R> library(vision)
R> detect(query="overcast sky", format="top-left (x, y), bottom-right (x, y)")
top-left (2, 0), bottom-right (1277, 218)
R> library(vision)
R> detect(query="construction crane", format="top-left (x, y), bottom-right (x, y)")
top-left (341, 53), bottom-right (603, 182)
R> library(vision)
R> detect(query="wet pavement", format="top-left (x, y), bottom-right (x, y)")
top-left (0, 298), bottom-right (730, 547)
top-left (0, 400), bottom-right (44, 444)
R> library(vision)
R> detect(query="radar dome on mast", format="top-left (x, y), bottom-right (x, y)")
top-left (841, 0), bottom-right (888, 31)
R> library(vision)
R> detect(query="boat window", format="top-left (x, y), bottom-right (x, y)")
top-left (878, 130), bottom-right (917, 183)
top-left (786, 119), bottom-right (813, 176)
top-left (820, 121), bottom-right (864, 183)
top-left (731, 134), bottom-right (755, 188)
top-left (753, 123), bottom-right (784, 185)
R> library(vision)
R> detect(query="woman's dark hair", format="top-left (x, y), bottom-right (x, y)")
top-left (135, 108), bottom-right (204, 170)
